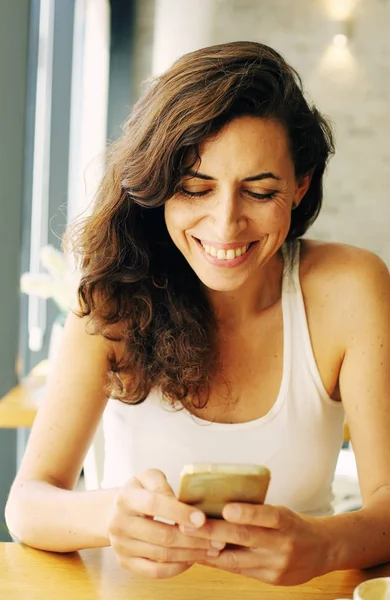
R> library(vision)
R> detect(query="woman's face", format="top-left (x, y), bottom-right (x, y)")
top-left (164, 116), bottom-right (310, 293)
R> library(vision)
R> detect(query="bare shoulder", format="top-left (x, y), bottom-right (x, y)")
top-left (300, 239), bottom-right (389, 299)
top-left (299, 239), bottom-right (390, 353)
top-left (62, 309), bottom-right (125, 359)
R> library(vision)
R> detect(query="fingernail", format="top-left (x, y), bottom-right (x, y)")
top-left (211, 541), bottom-right (225, 550)
top-left (224, 504), bottom-right (241, 520)
top-left (207, 549), bottom-right (220, 557)
top-left (181, 525), bottom-right (197, 534)
top-left (189, 512), bottom-right (205, 527)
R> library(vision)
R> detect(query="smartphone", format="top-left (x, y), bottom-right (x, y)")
top-left (178, 463), bottom-right (271, 519)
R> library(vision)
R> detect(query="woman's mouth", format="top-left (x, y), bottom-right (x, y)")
top-left (192, 237), bottom-right (257, 267)
top-left (201, 241), bottom-right (251, 259)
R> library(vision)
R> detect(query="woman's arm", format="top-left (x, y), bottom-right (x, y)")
top-left (5, 312), bottom-right (222, 575)
top-left (6, 483), bottom-right (117, 551)
top-left (317, 248), bottom-right (390, 571)
top-left (5, 311), bottom-right (117, 551)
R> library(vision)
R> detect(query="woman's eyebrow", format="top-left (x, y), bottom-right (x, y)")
top-left (184, 169), bottom-right (215, 181)
top-left (243, 171), bottom-right (281, 182)
top-left (184, 168), bottom-right (281, 182)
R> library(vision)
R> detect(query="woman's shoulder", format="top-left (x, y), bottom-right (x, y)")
top-left (299, 239), bottom-right (389, 309)
top-left (300, 239), bottom-right (388, 279)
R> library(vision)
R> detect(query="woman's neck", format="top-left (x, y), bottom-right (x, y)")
top-left (205, 252), bottom-right (284, 328)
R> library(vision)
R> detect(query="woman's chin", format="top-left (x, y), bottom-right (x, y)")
top-left (194, 271), bottom-right (249, 294)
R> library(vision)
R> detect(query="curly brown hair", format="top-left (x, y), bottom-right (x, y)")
top-left (69, 41), bottom-right (334, 406)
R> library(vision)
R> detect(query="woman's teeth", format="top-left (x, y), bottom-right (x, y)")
top-left (200, 242), bottom-right (250, 260)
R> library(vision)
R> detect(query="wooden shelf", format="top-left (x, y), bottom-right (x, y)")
top-left (0, 361), bottom-right (48, 428)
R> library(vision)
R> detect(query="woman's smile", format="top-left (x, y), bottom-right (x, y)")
top-left (192, 236), bottom-right (259, 268)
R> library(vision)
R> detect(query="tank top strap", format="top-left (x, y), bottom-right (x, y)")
top-left (281, 239), bottom-right (301, 294)
top-left (281, 239), bottom-right (332, 401)
top-left (281, 239), bottom-right (306, 340)
top-left (277, 242), bottom-right (295, 402)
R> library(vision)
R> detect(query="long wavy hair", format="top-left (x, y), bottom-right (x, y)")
top-left (69, 41), bottom-right (334, 407)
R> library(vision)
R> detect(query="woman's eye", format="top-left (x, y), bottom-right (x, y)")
top-left (246, 190), bottom-right (277, 201)
top-left (179, 187), bottom-right (210, 198)
top-left (178, 187), bottom-right (277, 201)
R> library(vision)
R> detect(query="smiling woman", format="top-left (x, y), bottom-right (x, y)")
top-left (5, 41), bottom-right (390, 587)
top-left (67, 41), bottom-right (334, 406)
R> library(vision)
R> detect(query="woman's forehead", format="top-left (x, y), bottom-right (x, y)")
top-left (190, 117), bottom-right (292, 177)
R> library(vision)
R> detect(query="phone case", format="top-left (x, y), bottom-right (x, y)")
top-left (178, 463), bottom-right (271, 518)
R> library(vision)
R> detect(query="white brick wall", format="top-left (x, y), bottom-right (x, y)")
top-left (132, 0), bottom-right (390, 264)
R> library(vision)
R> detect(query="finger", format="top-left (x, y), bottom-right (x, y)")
top-left (137, 469), bottom-right (176, 496)
top-left (181, 519), bottom-right (286, 550)
top-left (136, 470), bottom-right (176, 523)
top-left (200, 562), bottom-right (277, 584)
top-left (199, 547), bottom-right (275, 571)
top-left (222, 503), bottom-right (285, 529)
top-left (231, 567), bottom-right (281, 584)
top-left (120, 471), bottom-right (206, 528)
top-left (125, 515), bottom-right (225, 551)
top-left (180, 520), bottom-right (262, 548)
top-left (118, 556), bottom-right (191, 579)
top-left (197, 552), bottom-right (280, 584)
top-left (114, 538), bottom-right (222, 563)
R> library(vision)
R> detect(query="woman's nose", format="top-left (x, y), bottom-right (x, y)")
top-left (210, 193), bottom-right (247, 240)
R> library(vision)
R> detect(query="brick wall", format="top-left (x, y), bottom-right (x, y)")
top-left (132, 0), bottom-right (390, 264)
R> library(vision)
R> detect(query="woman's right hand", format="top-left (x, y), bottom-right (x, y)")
top-left (108, 468), bottom-right (225, 579)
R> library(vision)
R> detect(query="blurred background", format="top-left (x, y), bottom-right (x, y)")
top-left (0, 0), bottom-right (389, 539)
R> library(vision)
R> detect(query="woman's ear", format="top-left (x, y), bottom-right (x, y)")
top-left (292, 171), bottom-right (313, 209)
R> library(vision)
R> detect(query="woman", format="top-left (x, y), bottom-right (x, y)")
top-left (5, 41), bottom-right (390, 585)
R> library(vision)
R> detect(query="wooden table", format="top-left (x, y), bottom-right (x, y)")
top-left (1, 543), bottom-right (390, 600)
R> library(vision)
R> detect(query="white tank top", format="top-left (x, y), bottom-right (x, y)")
top-left (101, 241), bottom-right (345, 516)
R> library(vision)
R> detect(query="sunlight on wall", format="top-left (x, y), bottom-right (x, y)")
top-left (152, 0), bottom-right (215, 75)
top-left (317, 0), bottom-right (361, 83)
top-left (67, 0), bottom-right (110, 224)
top-left (28, 0), bottom-right (54, 352)
top-left (323, 0), bottom-right (360, 21)
top-left (318, 43), bottom-right (360, 83)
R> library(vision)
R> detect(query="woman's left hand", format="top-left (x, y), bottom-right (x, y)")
top-left (179, 503), bottom-right (332, 585)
